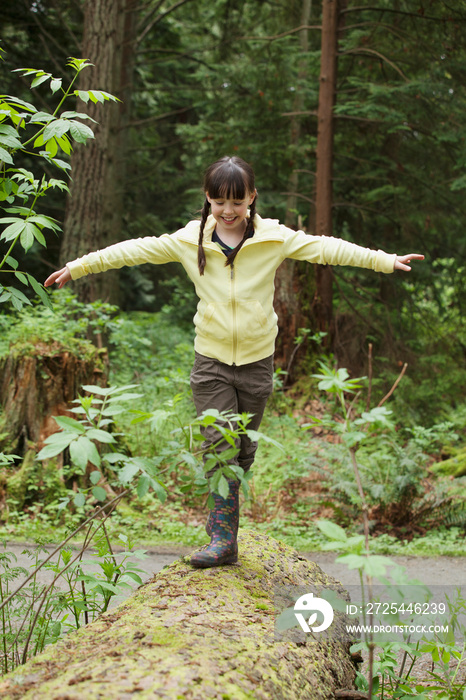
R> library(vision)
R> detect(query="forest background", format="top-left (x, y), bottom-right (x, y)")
top-left (1, 0), bottom-right (466, 560)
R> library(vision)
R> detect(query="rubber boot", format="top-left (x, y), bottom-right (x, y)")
top-left (191, 479), bottom-right (240, 568)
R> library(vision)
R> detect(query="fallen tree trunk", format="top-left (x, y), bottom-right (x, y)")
top-left (0, 530), bottom-right (357, 699)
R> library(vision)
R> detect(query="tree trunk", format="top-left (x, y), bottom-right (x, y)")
top-left (274, 0), bottom-right (314, 378)
top-left (313, 0), bottom-right (339, 332)
top-left (0, 530), bottom-right (357, 699)
top-left (60, 0), bottom-right (137, 305)
top-left (0, 341), bottom-right (108, 458)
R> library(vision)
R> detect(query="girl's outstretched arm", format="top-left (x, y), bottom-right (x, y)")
top-left (394, 254), bottom-right (424, 272)
top-left (44, 267), bottom-right (71, 288)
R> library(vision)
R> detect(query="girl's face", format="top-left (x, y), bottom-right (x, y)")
top-left (206, 190), bottom-right (256, 238)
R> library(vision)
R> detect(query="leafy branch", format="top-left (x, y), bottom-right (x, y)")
top-left (0, 56), bottom-right (118, 310)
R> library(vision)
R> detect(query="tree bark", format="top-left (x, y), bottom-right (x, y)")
top-left (60, 0), bottom-right (137, 305)
top-left (0, 530), bottom-right (357, 699)
top-left (274, 0), bottom-right (314, 377)
top-left (0, 341), bottom-right (108, 458)
top-left (313, 0), bottom-right (339, 332)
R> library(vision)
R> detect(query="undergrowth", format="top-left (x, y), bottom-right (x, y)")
top-left (0, 291), bottom-right (465, 558)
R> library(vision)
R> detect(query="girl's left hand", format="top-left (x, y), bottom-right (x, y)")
top-left (394, 254), bottom-right (425, 272)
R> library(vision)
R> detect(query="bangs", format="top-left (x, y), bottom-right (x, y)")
top-left (206, 162), bottom-right (250, 200)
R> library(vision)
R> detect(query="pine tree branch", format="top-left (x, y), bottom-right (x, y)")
top-left (239, 24), bottom-right (322, 42)
top-left (127, 106), bottom-right (192, 129)
top-left (136, 0), bottom-right (197, 46)
top-left (339, 48), bottom-right (408, 81)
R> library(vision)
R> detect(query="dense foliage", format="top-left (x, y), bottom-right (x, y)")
top-left (1, 1), bottom-right (465, 396)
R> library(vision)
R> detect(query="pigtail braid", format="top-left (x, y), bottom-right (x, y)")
top-left (198, 198), bottom-right (210, 275)
top-left (225, 195), bottom-right (257, 269)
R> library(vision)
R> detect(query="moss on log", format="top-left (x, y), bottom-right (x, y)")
top-left (0, 531), bottom-right (356, 699)
top-left (430, 447), bottom-right (466, 478)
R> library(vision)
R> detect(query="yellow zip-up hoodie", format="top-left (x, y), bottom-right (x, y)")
top-left (67, 214), bottom-right (397, 366)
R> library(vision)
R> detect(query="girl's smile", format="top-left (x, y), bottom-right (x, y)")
top-left (206, 191), bottom-right (256, 244)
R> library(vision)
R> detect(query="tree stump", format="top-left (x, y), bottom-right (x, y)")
top-left (0, 340), bottom-right (108, 457)
top-left (0, 530), bottom-right (358, 699)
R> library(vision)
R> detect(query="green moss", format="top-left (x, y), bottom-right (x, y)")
top-left (4, 451), bottom-right (36, 506)
top-left (431, 447), bottom-right (466, 477)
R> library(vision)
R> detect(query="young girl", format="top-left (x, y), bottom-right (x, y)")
top-left (45, 156), bottom-right (424, 569)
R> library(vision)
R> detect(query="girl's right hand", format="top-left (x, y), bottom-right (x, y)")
top-left (44, 267), bottom-right (71, 288)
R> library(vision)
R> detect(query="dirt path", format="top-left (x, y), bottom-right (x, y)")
top-left (4, 542), bottom-right (465, 588)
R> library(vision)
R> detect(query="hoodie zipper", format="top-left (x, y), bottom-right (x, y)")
top-left (230, 263), bottom-right (237, 365)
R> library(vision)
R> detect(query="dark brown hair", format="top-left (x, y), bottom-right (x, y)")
top-left (197, 156), bottom-right (257, 275)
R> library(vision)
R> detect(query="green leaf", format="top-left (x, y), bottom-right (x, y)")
top-left (14, 271), bottom-right (28, 285)
top-left (119, 461), bottom-right (140, 484)
top-left (316, 519), bottom-right (348, 542)
top-left (0, 216), bottom-right (24, 224)
top-left (218, 475), bottom-right (229, 499)
top-left (43, 119), bottom-right (70, 142)
top-left (31, 74), bottom-right (51, 88)
top-left (86, 429), bottom-right (115, 443)
top-left (150, 478), bottom-right (167, 503)
top-left (67, 58), bottom-right (94, 72)
top-left (102, 452), bottom-right (128, 464)
top-left (20, 223), bottom-right (39, 252)
top-left (44, 137), bottom-right (58, 157)
top-left (50, 78), bottom-right (62, 94)
top-left (342, 431), bottom-right (366, 448)
top-left (61, 111), bottom-right (97, 122)
top-left (362, 555), bottom-right (391, 578)
top-left (244, 429), bottom-right (284, 450)
top-left (53, 416), bottom-right (86, 434)
top-left (92, 486), bottom-right (107, 502)
top-left (0, 131), bottom-right (22, 149)
top-left (138, 409), bottom-right (173, 432)
top-left (137, 475), bottom-right (150, 498)
top-left (0, 146), bottom-right (14, 165)
top-left (73, 492), bottom-right (86, 508)
top-left (1, 95), bottom-right (37, 112)
top-left (335, 553), bottom-right (366, 569)
top-left (316, 520), bottom-right (348, 542)
top-left (37, 433), bottom-right (75, 459)
top-left (28, 112), bottom-right (55, 124)
top-left (10, 287), bottom-right (31, 305)
top-left (0, 124), bottom-right (22, 138)
top-left (69, 120), bottom-right (95, 144)
top-left (28, 275), bottom-right (52, 308)
top-left (41, 155), bottom-right (71, 172)
top-left (57, 133), bottom-right (72, 155)
top-left (356, 407), bottom-right (393, 428)
top-left (122, 572), bottom-right (143, 585)
top-left (81, 384), bottom-right (113, 395)
top-left (90, 470), bottom-right (102, 485)
top-left (75, 90), bottom-right (90, 104)
top-left (70, 436), bottom-right (101, 469)
top-left (87, 90), bottom-right (118, 103)
top-left (28, 214), bottom-right (61, 231)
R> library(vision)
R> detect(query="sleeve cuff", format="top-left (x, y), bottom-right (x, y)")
top-left (375, 251), bottom-right (397, 274)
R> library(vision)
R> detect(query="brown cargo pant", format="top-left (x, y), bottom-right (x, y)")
top-left (190, 352), bottom-right (274, 477)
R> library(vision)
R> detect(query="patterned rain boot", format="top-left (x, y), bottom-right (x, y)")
top-left (191, 479), bottom-right (240, 568)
